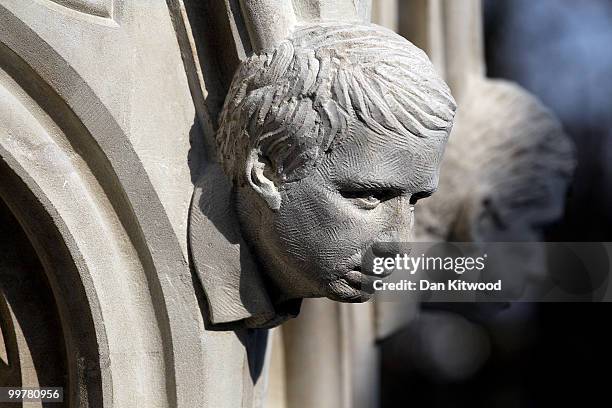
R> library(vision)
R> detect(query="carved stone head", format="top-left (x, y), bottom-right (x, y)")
top-left (415, 78), bottom-right (575, 243)
top-left (191, 23), bottom-right (456, 328)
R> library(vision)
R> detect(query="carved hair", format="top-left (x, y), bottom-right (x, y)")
top-left (216, 22), bottom-right (456, 184)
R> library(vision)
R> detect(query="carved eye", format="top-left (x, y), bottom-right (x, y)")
top-left (340, 189), bottom-right (399, 210)
top-left (355, 195), bottom-right (382, 209)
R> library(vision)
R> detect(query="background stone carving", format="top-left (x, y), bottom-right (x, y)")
top-left (415, 77), bottom-right (575, 243)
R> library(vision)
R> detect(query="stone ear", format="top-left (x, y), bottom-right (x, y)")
top-left (245, 149), bottom-right (282, 210)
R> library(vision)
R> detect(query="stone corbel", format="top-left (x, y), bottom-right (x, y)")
top-left (188, 0), bottom-right (383, 329)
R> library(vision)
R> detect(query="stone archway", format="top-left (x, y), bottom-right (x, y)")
top-left (0, 197), bottom-right (69, 406)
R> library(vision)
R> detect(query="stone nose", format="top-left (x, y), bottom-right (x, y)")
top-left (371, 241), bottom-right (413, 259)
top-left (365, 198), bottom-right (415, 273)
top-left (388, 196), bottom-right (415, 242)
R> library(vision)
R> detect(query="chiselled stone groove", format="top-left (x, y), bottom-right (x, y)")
top-left (44, 0), bottom-right (114, 19)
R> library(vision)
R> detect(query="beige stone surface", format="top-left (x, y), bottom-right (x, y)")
top-left (0, 0), bottom-right (208, 406)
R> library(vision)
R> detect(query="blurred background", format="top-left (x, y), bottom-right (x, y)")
top-left (378, 1), bottom-right (612, 406)
top-left (484, 0), bottom-right (612, 241)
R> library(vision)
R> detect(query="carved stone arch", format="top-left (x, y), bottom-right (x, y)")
top-left (0, 149), bottom-right (107, 407)
top-left (0, 5), bottom-right (206, 407)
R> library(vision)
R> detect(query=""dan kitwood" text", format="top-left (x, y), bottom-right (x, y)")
top-left (373, 279), bottom-right (502, 292)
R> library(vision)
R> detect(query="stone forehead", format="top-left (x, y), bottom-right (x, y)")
top-left (317, 121), bottom-right (446, 188)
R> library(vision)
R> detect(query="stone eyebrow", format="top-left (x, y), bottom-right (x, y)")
top-left (333, 179), bottom-right (408, 192)
top-left (410, 188), bottom-right (437, 203)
